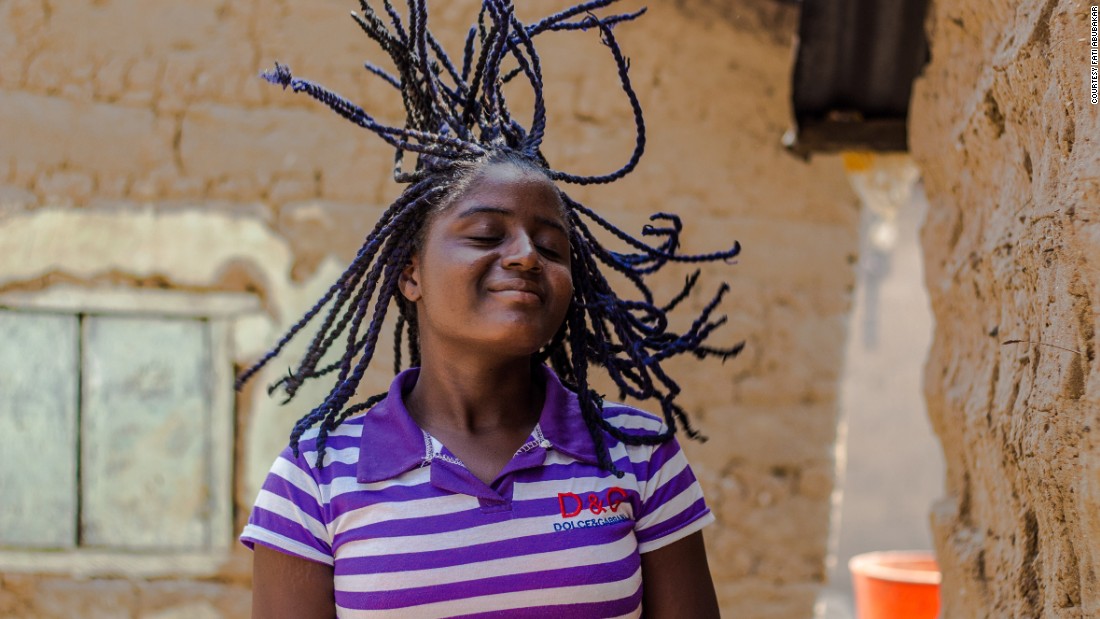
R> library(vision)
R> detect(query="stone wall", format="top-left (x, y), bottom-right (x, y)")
top-left (0, 1), bottom-right (859, 617)
top-left (910, 0), bottom-right (1100, 616)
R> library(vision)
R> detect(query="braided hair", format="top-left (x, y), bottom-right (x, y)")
top-left (238, 0), bottom-right (743, 477)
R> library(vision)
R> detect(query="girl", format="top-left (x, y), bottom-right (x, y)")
top-left (240, 2), bottom-right (741, 617)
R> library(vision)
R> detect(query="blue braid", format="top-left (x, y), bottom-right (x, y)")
top-left (545, 17), bottom-right (645, 185)
top-left (568, 304), bottom-right (622, 477)
top-left (506, 13), bottom-right (547, 155)
top-left (309, 215), bottom-right (424, 465)
top-left (252, 181), bottom-right (440, 399)
top-left (541, 9), bottom-right (647, 33)
top-left (381, 0), bottom-right (410, 46)
top-left (363, 62), bottom-right (402, 90)
top-left (524, 0), bottom-right (620, 35)
top-left (261, 63), bottom-right (485, 157)
top-left (290, 216), bottom-right (413, 461)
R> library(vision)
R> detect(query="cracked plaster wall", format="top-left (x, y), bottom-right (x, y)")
top-left (910, 0), bottom-right (1100, 616)
top-left (0, 1), bottom-right (859, 617)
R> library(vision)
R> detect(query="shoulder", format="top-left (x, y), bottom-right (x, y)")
top-left (596, 400), bottom-right (683, 472)
top-left (295, 408), bottom-right (369, 451)
top-left (594, 399), bottom-right (704, 483)
top-left (598, 400), bottom-right (673, 448)
top-left (281, 409), bottom-right (370, 482)
top-left (599, 400), bottom-right (670, 435)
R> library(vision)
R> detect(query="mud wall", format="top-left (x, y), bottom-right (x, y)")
top-left (910, 0), bottom-right (1100, 616)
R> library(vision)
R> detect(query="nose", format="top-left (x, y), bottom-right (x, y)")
top-left (502, 232), bottom-right (541, 271)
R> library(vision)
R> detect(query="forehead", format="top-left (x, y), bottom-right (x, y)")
top-left (449, 163), bottom-right (566, 217)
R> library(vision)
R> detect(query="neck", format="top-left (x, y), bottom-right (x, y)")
top-left (405, 347), bottom-right (543, 436)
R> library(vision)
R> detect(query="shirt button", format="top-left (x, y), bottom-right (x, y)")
top-left (539, 439), bottom-right (552, 449)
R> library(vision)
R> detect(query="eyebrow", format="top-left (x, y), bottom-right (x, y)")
top-left (456, 205), bottom-right (568, 234)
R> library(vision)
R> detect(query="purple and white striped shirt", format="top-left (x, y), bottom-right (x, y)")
top-left (241, 366), bottom-right (714, 618)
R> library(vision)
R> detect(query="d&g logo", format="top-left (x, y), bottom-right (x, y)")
top-left (557, 487), bottom-right (628, 518)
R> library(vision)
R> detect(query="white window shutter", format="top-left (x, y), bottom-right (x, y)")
top-left (0, 310), bottom-right (79, 548)
top-left (81, 316), bottom-right (211, 551)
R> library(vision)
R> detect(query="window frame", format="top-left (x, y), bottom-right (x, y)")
top-left (0, 285), bottom-right (258, 577)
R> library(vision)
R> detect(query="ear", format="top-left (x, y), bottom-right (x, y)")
top-left (399, 254), bottom-right (422, 303)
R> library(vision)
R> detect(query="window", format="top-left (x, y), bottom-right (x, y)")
top-left (0, 286), bottom-right (257, 576)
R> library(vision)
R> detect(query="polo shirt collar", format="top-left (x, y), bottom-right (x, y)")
top-left (357, 368), bottom-right (430, 483)
top-left (356, 365), bottom-right (600, 484)
top-left (535, 365), bottom-right (600, 467)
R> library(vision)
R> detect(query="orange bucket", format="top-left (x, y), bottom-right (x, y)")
top-left (849, 551), bottom-right (941, 619)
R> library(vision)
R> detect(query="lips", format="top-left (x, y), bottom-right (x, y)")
top-left (487, 279), bottom-right (544, 302)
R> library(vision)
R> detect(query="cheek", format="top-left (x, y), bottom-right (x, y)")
top-left (419, 237), bottom-right (488, 288)
top-left (550, 266), bottom-right (574, 315)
